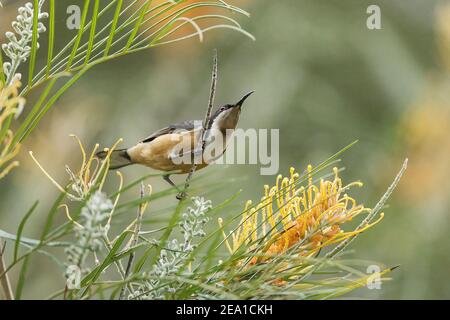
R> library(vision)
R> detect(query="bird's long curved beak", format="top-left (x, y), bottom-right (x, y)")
top-left (236, 91), bottom-right (255, 107)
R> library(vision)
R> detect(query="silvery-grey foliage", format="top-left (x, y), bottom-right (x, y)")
top-left (65, 191), bottom-right (113, 279)
top-left (2, 0), bottom-right (48, 83)
top-left (131, 197), bottom-right (211, 300)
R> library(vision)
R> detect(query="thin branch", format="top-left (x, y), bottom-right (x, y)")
top-left (204, 49), bottom-right (218, 132)
top-left (180, 50), bottom-right (218, 199)
top-left (0, 240), bottom-right (14, 300)
top-left (119, 182), bottom-right (146, 300)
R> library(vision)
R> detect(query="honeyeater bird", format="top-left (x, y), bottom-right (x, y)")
top-left (96, 91), bottom-right (254, 193)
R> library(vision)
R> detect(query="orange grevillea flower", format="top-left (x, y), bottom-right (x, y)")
top-left (221, 165), bottom-right (383, 261)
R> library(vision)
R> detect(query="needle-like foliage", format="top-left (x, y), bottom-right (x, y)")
top-left (0, 135), bottom-right (406, 299)
top-left (0, 0), bottom-right (254, 152)
top-left (0, 1), bottom-right (408, 300)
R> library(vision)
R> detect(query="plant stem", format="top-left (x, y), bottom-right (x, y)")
top-left (119, 182), bottom-right (145, 300)
top-left (0, 241), bottom-right (14, 300)
top-left (180, 50), bottom-right (218, 199)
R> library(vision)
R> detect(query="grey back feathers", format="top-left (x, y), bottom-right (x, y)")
top-left (140, 104), bottom-right (235, 144)
top-left (141, 120), bottom-right (201, 143)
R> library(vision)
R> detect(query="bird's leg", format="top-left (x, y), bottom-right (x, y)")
top-left (163, 174), bottom-right (188, 200)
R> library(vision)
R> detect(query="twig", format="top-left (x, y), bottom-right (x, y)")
top-left (119, 182), bottom-right (146, 300)
top-left (203, 49), bottom-right (219, 134)
top-left (180, 50), bottom-right (218, 200)
top-left (0, 240), bottom-right (14, 300)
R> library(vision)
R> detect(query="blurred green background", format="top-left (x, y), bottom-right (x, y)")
top-left (1, 0), bottom-right (449, 299)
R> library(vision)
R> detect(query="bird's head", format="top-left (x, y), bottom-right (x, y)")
top-left (210, 91), bottom-right (254, 132)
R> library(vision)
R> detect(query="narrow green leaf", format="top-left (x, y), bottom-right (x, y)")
top-left (0, 47), bottom-right (5, 84)
top-left (15, 255), bottom-right (30, 300)
top-left (12, 77), bottom-right (58, 146)
top-left (0, 115), bottom-right (12, 143)
top-left (135, 199), bottom-right (184, 273)
top-left (117, 188), bottom-right (176, 210)
top-left (104, 0), bottom-right (123, 57)
top-left (39, 192), bottom-right (66, 242)
top-left (112, 243), bottom-right (146, 262)
top-left (29, 0), bottom-right (252, 94)
top-left (84, 0), bottom-right (100, 65)
top-left (66, 0), bottom-right (91, 70)
top-left (14, 201), bottom-right (39, 262)
top-left (45, 0), bottom-right (56, 78)
top-left (31, 0), bottom-right (119, 86)
top-left (109, 285), bottom-right (122, 300)
top-left (0, 229), bottom-right (71, 248)
top-left (110, 172), bottom-right (171, 199)
top-left (146, 2), bottom-right (244, 47)
top-left (80, 231), bottom-right (132, 295)
top-left (202, 230), bottom-right (222, 273)
top-left (182, 191), bottom-right (241, 272)
top-left (133, 240), bottom-right (155, 274)
top-left (124, 0), bottom-right (153, 51)
top-left (21, 66), bottom-right (92, 142)
top-left (27, 0), bottom-right (40, 87)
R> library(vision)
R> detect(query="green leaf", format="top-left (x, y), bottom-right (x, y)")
top-left (0, 114), bottom-right (12, 145)
top-left (29, 0), bottom-right (119, 90)
top-left (45, 0), bottom-right (56, 78)
top-left (21, 67), bottom-right (92, 142)
top-left (27, 0), bottom-right (40, 87)
top-left (112, 243), bottom-right (146, 262)
top-left (12, 76), bottom-right (58, 146)
top-left (39, 192), bottom-right (66, 242)
top-left (0, 46), bottom-right (5, 84)
top-left (0, 229), bottom-right (71, 248)
top-left (134, 200), bottom-right (185, 273)
top-left (103, 0), bottom-right (123, 57)
top-left (110, 171), bottom-right (172, 199)
top-left (80, 231), bottom-right (132, 295)
top-left (84, 0), bottom-right (100, 65)
top-left (14, 201), bottom-right (38, 262)
top-left (125, 0), bottom-right (153, 51)
top-left (66, 0), bottom-right (91, 70)
top-left (15, 255), bottom-right (30, 300)
top-left (183, 190), bottom-right (241, 272)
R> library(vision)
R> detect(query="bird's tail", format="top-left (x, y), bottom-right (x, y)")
top-left (96, 149), bottom-right (133, 170)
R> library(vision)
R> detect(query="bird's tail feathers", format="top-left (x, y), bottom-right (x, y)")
top-left (96, 149), bottom-right (133, 170)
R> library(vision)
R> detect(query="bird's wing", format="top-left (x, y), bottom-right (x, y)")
top-left (140, 120), bottom-right (201, 143)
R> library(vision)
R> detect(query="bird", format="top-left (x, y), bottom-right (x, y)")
top-left (96, 91), bottom-right (254, 197)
